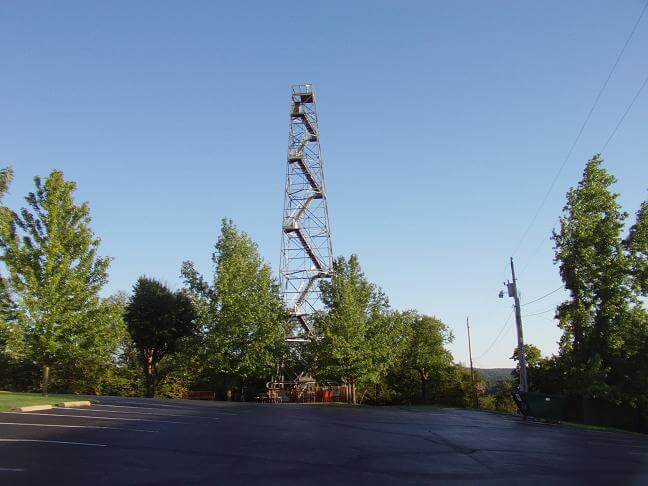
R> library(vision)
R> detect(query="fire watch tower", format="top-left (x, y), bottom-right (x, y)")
top-left (280, 84), bottom-right (333, 341)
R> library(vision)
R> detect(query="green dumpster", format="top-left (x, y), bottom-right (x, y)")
top-left (525, 392), bottom-right (565, 421)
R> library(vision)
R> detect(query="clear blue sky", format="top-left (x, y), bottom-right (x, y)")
top-left (1, 1), bottom-right (647, 367)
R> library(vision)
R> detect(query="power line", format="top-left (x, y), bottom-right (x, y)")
top-left (511, 0), bottom-right (648, 256)
top-left (515, 70), bottom-right (647, 303)
top-left (518, 76), bottom-right (648, 283)
top-left (520, 223), bottom-right (557, 273)
top-left (601, 71), bottom-right (648, 152)
top-left (518, 75), bottom-right (648, 277)
top-left (474, 308), bottom-right (514, 361)
top-left (523, 306), bottom-right (558, 318)
top-left (521, 285), bottom-right (564, 306)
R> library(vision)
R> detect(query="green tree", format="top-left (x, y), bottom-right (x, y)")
top-left (181, 219), bottom-right (287, 400)
top-left (625, 201), bottom-right (648, 296)
top-left (124, 277), bottom-right (196, 398)
top-left (356, 310), bottom-right (412, 404)
top-left (517, 344), bottom-right (541, 365)
top-left (403, 313), bottom-right (453, 402)
top-left (0, 167), bottom-right (12, 198)
top-left (56, 293), bottom-right (131, 395)
top-left (437, 364), bottom-right (485, 407)
top-left (552, 155), bottom-right (631, 396)
top-left (0, 166), bottom-right (21, 390)
top-left (0, 167), bottom-right (15, 326)
top-left (0, 170), bottom-right (111, 395)
top-left (307, 255), bottom-right (393, 403)
top-left (478, 373), bottom-right (518, 414)
top-left (510, 344), bottom-right (566, 394)
top-left (511, 343), bottom-right (542, 370)
top-left (607, 307), bottom-right (648, 410)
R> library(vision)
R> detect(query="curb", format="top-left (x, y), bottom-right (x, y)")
top-left (15, 405), bottom-right (53, 412)
top-left (58, 400), bottom-right (92, 408)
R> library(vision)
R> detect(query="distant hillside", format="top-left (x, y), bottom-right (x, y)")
top-left (476, 368), bottom-right (513, 384)
top-left (475, 368), bottom-right (514, 393)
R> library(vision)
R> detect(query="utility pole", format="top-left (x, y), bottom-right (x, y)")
top-left (466, 316), bottom-right (479, 408)
top-left (508, 257), bottom-right (528, 394)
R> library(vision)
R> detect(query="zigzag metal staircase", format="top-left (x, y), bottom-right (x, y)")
top-left (280, 85), bottom-right (333, 340)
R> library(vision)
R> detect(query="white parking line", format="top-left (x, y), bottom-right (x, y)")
top-left (0, 422), bottom-right (157, 433)
top-left (0, 467), bottom-right (25, 472)
top-left (0, 438), bottom-right (106, 447)
top-left (99, 402), bottom-right (192, 410)
top-left (96, 404), bottom-right (236, 415)
top-left (1, 412), bottom-right (189, 425)
top-left (68, 407), bottom-right (221, 420)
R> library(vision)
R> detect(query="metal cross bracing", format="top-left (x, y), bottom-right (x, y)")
top-left (280, 84), bottom-right (333, 341)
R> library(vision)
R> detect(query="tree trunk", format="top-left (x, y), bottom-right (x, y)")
top-left (145, 372), bottom-right (154, 398)
top-left (571, 294), bottom-right (585, 362)
top-left (420, 371), bottom-right (429, 403)
top-left (42, 365), bottom-right (49, 397)
top-left (145, 358), bottom-right (156, 398)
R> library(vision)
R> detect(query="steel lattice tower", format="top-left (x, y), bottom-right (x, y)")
top-left (280, 84), bottom-right (333, 341)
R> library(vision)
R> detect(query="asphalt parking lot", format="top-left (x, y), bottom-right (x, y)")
top-left (0, 396), bottom-right (646, 485)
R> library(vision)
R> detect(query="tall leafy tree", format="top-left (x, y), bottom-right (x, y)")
top-left (0, 167), bottom-right (16, 327)
top-left (308, 255), bottom-right (393, 403)
top-left (552, 155), bottom-right (631, 395)
top-left (619, 203), bottom-right (648, 412)
top-left (403, 313), bottom-right (453, 402)
top-left (0, 170), bottom-right (111, 395)
top-left (124, 277), bottom-right (196, 398)
top-left (0, 168), bottom-right (18, 326)
top-left (625, 201), bottom-right (648, 296)
top-left (0, 167), bottom-right (18, 386)
top-left (181, 219), bottom-right (287, 399)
